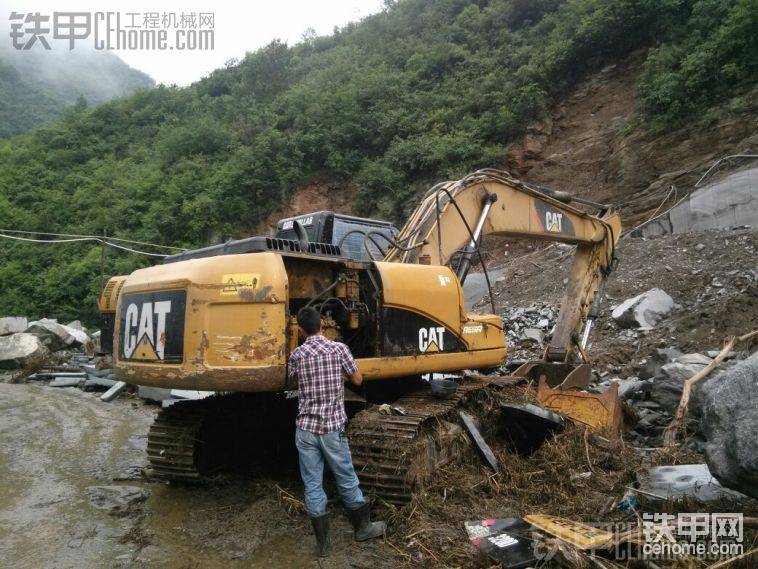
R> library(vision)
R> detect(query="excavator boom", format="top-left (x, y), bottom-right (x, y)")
top-left (385, 169), bottom-right (621, 363)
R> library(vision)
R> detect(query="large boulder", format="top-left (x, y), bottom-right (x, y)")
top-left (0, 333), bottom-right (49, 368)
top-left (649, 353), bottom-right (712, 411)
top-left (0, 316), bottom-right (28, 336)
top-left (698, 354), bottom-right (758, 498)
top-left (639, 347), bottom-right (682, 379)
top-left (66, 320), bottom-right (86, 332)
top-left (25, 319), bottom-right (88, 352)
top-left (611, 288), bottom-right (674, 329)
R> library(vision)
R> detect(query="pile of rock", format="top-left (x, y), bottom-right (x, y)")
top-left (501, 303), bottom-right (558, 358)
top-left (0, 316), bottom-right (95, 370)
top-left (603, 344), bottom-right (747, 451)
top-left (693, 268), bottom-right (758, 304)
top-left (605, 345), bottom-right (757, 499)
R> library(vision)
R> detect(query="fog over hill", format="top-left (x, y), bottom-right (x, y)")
top-left (0, 39), bottom-right (154, 136)
top-left (0, 0), bottom-right (755, 323)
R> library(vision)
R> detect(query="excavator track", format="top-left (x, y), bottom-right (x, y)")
top-left (145, 393), bottom-right (299, 482)
top-left (145, 382), bottom-right (499, 500)
top-left (348, 379), bottom-right (498, 505)
top-left (147, 401), bottom-right (206, 481)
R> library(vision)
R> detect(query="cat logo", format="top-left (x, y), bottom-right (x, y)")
top-left (419, 327), bottom-right (445, 353)
top-left (545, 211), bottom-right (563, 233)
top-left (438, 274), bottom-right (452, 287)
top-left (535, 201), bottom-right (575, 237)
top-left (123, 301), bottom-right (172, 360)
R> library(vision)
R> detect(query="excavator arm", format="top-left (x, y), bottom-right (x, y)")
top-left (384, 169), bottom-right (621, 363)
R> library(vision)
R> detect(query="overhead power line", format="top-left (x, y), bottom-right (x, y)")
top-left (0, 228), bottom-right (186, 251)
top-left (0, 231), bottom-right (173, 258)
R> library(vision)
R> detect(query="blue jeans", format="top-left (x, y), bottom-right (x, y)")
top-left (295, 426), bottom-right (365, 517)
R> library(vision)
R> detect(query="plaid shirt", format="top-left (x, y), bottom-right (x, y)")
top-left (288, 334), bottom-right (358, 434)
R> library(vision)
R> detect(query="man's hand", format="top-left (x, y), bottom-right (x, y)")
top-left (347, 370), bottom-right (363, 386)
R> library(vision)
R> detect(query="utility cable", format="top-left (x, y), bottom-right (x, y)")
top-left (620, 186), bottom-right (689, 240)
top-left (0, 231), bottom-right (170, 257)
top-left (0, 228), bottom-right (186, 251)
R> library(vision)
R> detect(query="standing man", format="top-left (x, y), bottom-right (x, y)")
top-left (288, 307), bottom-right (386, 557)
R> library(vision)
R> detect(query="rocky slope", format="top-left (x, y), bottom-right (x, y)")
top-left (505, 51), bottom-right (758, 226)
top-left (269, 49), bottom-right (758, 234)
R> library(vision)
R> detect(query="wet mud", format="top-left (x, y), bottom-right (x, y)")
top-left (0, 383), bottom-right (393, 568)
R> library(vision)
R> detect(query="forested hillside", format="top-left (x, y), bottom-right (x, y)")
top-left (0, 0), bottom-right (755, 323)
top-left (0, 47), bottom-right (154, 137)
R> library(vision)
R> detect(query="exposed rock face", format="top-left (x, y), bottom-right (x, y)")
top-left (637, 167), bottom-right (758, 237)
top-left (0, 333), bottom-right (48, 368)
top-left (611, 288), bottom-right (674, 329)
top-left (25, 319), bottom-right (88, 351)
top-left (0, 317), bottom-right (28, 336)
top-left (697, 354), bottom-right (758, 498)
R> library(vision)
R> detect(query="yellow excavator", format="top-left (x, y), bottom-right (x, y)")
top-left (98, 169), bottom-right (621, 502)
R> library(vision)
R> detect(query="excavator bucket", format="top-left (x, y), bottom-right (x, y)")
top-left (512, 361), bottom-right (592, 390)
top-left (536, 377), bottom-right (623, 434)
top-left (511, 361), bottom-right (623, 433)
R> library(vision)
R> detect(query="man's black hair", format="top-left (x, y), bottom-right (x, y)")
top-left (297, 307), bottom-right (322, 335)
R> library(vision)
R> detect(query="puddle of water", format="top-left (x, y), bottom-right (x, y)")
top-left (143, 481), bottom-right (319, 568)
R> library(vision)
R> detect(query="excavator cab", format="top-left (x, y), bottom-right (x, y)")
top-left (275, 211), bottom-right (398, 262)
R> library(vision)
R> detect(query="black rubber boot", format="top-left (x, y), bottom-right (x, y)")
top-left (347, 502), bottom-right (386, 541)
top-left (310, 513), bottom-right (331, 557)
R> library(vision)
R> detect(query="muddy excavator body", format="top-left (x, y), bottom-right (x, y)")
top-left (111, 248), bottom-right (506, 390)
top-left (100, 169), bottom-right (622, 500)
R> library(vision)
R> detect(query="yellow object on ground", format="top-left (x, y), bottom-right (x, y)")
top-left (524, 515), bottom-right (614, 549)
top-left (536, 378), bottom-right (623, 434)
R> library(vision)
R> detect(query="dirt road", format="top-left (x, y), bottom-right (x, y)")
top-left (0, 383), bottom-right (393, 568)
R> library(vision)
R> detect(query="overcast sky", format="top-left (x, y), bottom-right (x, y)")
top-left (1, 0), bottom-right (385, 85)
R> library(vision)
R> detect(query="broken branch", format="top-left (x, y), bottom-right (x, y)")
top-left (583, 428), bottom-right (596, 474)
top-left (662, 329), bottom-right (757, 446)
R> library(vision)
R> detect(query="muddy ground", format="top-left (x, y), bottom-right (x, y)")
top-left (0, 383), bottom-right (392, 569)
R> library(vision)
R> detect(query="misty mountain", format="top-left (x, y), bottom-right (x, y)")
top-left (0, 0), bottom-right (755, 322)
top-left (0, 45), bottom-right (154, 137)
